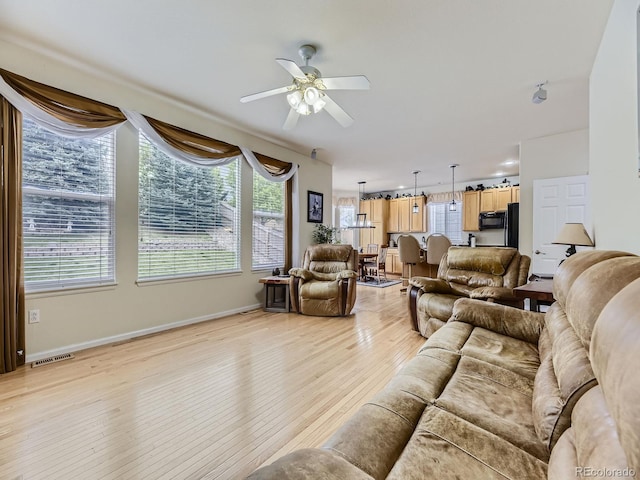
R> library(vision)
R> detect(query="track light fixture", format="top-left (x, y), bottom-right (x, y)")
top-left (310, 148), bottom-right (317, 160)
top-left (532, 82), bottom-right (548, 104)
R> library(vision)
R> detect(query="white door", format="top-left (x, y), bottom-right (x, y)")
top-left (532, 175), bottom-right (591, 274)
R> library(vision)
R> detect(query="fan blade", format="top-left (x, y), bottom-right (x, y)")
top-left (276, 58), bottom-right (306, 80)
top-left (320, 75), bottom-right (370, 91)
top-left (282, 108), bottom-right (300, 130)
top-left (322, 94), bottom-right (354, 128)
top-left (240, 85), bottom-right (290, 103)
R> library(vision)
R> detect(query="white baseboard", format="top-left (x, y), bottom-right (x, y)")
top-left (25, 303), bottom-right (262, 363)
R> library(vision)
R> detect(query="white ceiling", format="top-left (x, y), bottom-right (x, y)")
top-left (0, 0), bottom-right (613, 193)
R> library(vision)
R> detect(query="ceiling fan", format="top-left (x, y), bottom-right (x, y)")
top-left (240, 44), bottom-right (370, 130)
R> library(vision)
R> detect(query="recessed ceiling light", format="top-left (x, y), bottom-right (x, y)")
top-left (502, 159), bottom-right (518, 166)
top-left (398, 185), bottom-right (405, 189)
top-left (494, 171), bottom-right (505, 177)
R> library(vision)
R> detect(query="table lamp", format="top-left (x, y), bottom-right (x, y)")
top-left (552, 223), bottom-right (594, 258)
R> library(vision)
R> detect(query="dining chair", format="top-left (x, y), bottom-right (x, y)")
top-left (366, 244), bottom-right (379, 254)
top-left (369, 245), bottom-right (388, 283)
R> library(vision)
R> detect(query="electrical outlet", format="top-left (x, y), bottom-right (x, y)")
top-left (28, 309), bottom-right (40, 324)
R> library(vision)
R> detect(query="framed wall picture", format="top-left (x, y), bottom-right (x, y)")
top-left (307, 191), bottom-right (324, 223)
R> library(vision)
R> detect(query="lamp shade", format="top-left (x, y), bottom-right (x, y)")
top-left (552, 223), bottom-right (594, 247)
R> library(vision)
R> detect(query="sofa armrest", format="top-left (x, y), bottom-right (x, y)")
top-left (288, 268), bottom-right (313, 281)
top-left (336, 270), bottom-right (358, 280)
top-left (469, 286), bottom-right (518, 302)
top-left (451, 298), bottom-right (545, 344)
top-left (247, 448), bottom-right (374, 479)
top-left (408, 277), bottom-right (452, 294)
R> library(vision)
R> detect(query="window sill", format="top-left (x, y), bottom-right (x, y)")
top-left (26, 282), bottom-right (118, 299)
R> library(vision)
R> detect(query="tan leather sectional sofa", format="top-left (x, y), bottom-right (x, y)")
top-left (248, 250), bottom-right (640, 479)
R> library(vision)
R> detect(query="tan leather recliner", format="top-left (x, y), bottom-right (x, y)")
top-left (408, 246), bottom-right (530, 338)
top-left (289, 244), bottom-right (358, 316)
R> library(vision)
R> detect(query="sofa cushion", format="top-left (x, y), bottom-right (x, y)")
top-left (435, 355), bottom-right (548, 461)
top-left (532, 304), bottom-right (596, 451)
top-left (386, 406), bottom-right (548, 480)
top-left (547, 387), bottom-right (631, 480)
top-left (445, 246), bottom-right (516, 276)
top-left (590, 276), bottom-right (640, 470)
top-left (552, 250), bottom-right (634, 308)
top-left (530, 257), bottom-right (640, 451)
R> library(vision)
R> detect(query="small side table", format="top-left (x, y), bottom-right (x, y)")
top-left (513, 278), bottom-right (554, 312)
top-left (259, 276), bottom-right (291, 312)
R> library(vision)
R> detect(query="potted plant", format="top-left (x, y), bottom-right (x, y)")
top-left (312, 224), bottom-right (339, 244)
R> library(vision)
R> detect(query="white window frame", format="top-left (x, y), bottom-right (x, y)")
top-left (427, 202), bottom-right (463, 244)
top-left (137, 135), bottom-right (241, 282)
top-left (251, 170), bottom-right (285, 271)
top-left (22, 118), bottom-right (116, 292)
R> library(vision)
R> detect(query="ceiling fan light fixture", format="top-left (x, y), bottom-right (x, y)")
top-left (287, 90), bottom-right (302, 108)
top-left (296, 102), bottom-right (312, 115)
top-left (304, 86), bottom-right (320, 104)
top-left (312, 97), bottom-right (326, 113)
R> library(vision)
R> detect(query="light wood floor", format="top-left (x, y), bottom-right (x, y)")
top-left (0, 282), bottom-right (425, 480)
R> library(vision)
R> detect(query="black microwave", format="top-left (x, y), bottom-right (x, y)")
top-left (478, 211), bottom-right (506, 230)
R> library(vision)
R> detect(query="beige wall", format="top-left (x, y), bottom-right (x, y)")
top-left (519, 129), bottom-right (590, 258)
top-left (590, 0), bottom-right (640, 253)
top-left (0, 40), bottom-right (332, 359)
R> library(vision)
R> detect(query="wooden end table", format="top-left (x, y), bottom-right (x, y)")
top-left (259, 276), bottom-right (291, 312)
top-left (513, 278), bottom-right (554, 312)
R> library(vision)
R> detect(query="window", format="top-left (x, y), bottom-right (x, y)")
top-left (428, 202), bottom-right (463, 244)
top-left (22, 118), bottom-right (115, 291)
top-left (138, 135), bottom-right (240, 280)
top-left (252, 171), bottom-right (285, 270)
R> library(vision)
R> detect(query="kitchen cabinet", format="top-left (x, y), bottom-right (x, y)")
top-left (359, 199), bottom-right (389, 247)
top-left (409, 196), bottom-right (426, 232)
top-left (387, 197), bottom-right (425, 233)
top-left (512, 186), bottom-right (520, 203)
top-left (387, 248), bottom-right (402, 274)
top-left (398, 198), bottom-right (411, 232)
top-left (479, 187), bottom-right (514, 212)
top-left (388, 199), bottom-right (399, 232)
top-left (462, 190), bottom-right (480, 231)
top-left (495, 187), bottom-right (512, 211)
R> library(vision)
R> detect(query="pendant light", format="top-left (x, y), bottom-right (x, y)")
top-left (348, 181), bottom-right (375, 229)
top-left (449, 164), bottom-right (458, 212)
top-left (412, 170), bottom-right (420, 214)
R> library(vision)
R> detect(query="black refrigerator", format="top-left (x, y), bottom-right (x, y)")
top-left (505, 202), bottom-right (519, 248)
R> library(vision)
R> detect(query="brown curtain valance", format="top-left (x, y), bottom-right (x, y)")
top-left (252, 152), bottom-right (293, 176)
top-left (0, 69), bottom-right (126, 128)
top-left (145, 116), bottom-right (242, 159)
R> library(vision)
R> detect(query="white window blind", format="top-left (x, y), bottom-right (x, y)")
top-left (428, 202), bottom-right (463, 244)
top-left (138, 134), bottom-right (240, 280)
top-left (252, 171), bottom-right (285, 270)
top-left (22, 117), bottom-right (115, 291)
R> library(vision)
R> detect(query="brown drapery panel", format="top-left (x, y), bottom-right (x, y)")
top-left (285, 178), bottom-right (293, 271)
top-left (253, 152), bottom-right (293, 177)
top-left (1, 97), bottom-right (25, 373)
top-left (145, 116), bottom-right (242, 159)
top-left (0, 69), bottom-right (126, 128)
